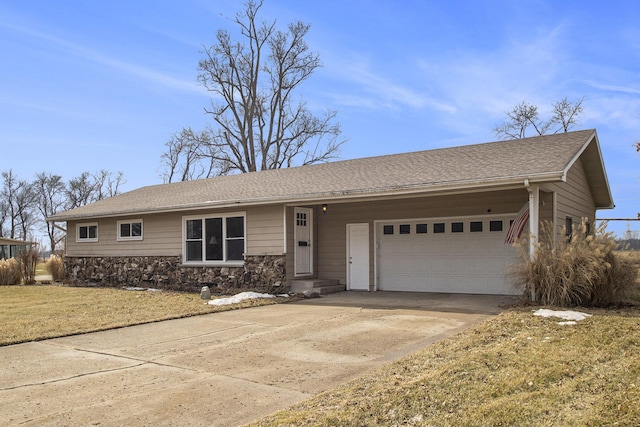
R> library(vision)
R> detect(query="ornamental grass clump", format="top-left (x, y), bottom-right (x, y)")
top-left (511, 220), bottom-right (638, 307)
top-left (0, 258), bottom-right (22, 285)
top-left (46, 254), bottom-right (66, 282)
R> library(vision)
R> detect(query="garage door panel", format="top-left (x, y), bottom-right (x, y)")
top-left (377, 217), bottom-right (518, 295)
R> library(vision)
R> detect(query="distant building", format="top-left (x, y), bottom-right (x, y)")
top-left (0, 237), bottom-right (31, 259)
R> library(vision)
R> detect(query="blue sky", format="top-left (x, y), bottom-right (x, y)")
top-left (1, 0), bottom-right (639, 236)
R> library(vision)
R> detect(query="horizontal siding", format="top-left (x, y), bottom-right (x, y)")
top-left (546, 158), bottom-right (595, 237)
top-left (66, 205), bottom-right (285, 258)
top-left (246, 205), bottom-right (285, 255)
top-left (67, 213), bottom-right (181, 257)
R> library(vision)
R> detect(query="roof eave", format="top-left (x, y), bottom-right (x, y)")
top-left (48, 173), bottom-right (565, 222)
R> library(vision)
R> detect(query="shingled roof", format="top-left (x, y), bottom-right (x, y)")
top-left (49, 129), bottom-right (612, 221)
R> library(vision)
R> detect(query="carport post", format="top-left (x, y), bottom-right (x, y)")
top-left (527, 182), bottom-right (540, 301)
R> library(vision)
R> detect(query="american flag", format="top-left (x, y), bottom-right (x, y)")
top-left (505, 202), bottom-right (530, 244)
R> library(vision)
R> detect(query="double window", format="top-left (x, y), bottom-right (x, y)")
top-left (117, 219), bottom-right (143, 241)
top-left (76, 223), bottom-right (98, 242)
top-left (183, 213), bottom-right (245, 264)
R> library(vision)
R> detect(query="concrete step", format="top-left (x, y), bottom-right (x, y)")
top-left (290, 279), bottom-right (344, 295)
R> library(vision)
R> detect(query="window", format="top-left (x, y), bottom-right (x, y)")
top-left (490, 220), bottom-right (503, 232)
top-left (183, 213), bottom-right (245, 264)
top-left (117, 219), bottom-right (143, 241)
top-left (77, 223), bottom-right (98, 242)
top-left (470, 221), bottom-right (483, 232)
top-left (383, 225), bottom-right (394, 235)
top-left (451, 222), bottom-right (464, 233)
top-left (416, 224), bottom-right (428, 234)
top-left (433, 223), bottom-right (445, 233)
top-left (566, 217), bottom-right (573, 240)
top-left (399, 224), bottom-right (411, 234)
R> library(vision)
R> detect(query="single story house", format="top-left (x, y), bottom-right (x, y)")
top-left (48, 129), bottom-right (613, 295)
top-left (0, 237), bottom-right (31, 260)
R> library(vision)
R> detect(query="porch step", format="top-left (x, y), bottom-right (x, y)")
top-left (290, 279), bottom-right (345, 295)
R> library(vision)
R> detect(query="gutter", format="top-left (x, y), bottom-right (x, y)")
top-left (48, 172), bottom-right (566, 222)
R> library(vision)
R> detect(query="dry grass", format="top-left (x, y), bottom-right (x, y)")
top-left (251, 307), bottom-right (640, 427)
top-left (511, 221), bottom-right (638, 306)
top-left (0, 285), bottom-right (295, 346)
top-left (45, 255), bottom-right (65, 281)
top-left (0, 258), bottom-right (22, 285)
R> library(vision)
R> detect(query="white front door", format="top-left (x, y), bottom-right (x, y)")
top-left (347, 223), bottom-right (369, 291)
top-left (294, 207), bottom-right (313, 276)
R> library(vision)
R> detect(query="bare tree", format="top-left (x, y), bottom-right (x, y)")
top-left (65, 170), bottom-right (123, 210)
top-left (159, 128), bottom-right (222, 183)
top-left (1, 170), bottom-right (36, 240)
top-left (33, 172), bottom-right (66, 253)
top-left (93, 170), bottom-right (126, 200)
top-left (494, 97), bottom-right (584, 140)
top-left (0, 198), bottom-right (7, 237)
top-left (65, 172), bottom-right (97, 210)
top-left (160, 0), bottom-right (344, 182)
top-left (552, 97), bottom-right (584, 133)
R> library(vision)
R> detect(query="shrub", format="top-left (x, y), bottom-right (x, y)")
top-left (0, 258), bottom-right (22, 285)
top-left (16, 244), bottom-right (40, 285)
top-left (510, 220), bottom-right (638, 307)
top-left (46, 254), bottom-right (66, 282)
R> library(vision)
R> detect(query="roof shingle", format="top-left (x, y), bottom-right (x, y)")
top-left (50, 129), bottom-right (607, 220)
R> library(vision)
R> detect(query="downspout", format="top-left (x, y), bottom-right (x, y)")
top-left (524, 179), bottom-right (540, 302)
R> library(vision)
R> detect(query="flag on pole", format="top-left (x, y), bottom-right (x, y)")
top-left (505, 202), bottom-right (530, 244)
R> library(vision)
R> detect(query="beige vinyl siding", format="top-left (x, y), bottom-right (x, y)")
top-left (245, 205), bottom-right (285, 256)
top-left (314, 189), bottom-right (528, 286)
top-left (546, 158), bottom-right (596, 236)
top-left (67, 213), bottom-right (181, 257)
top-left (66, 205), bottom-right (285, 258)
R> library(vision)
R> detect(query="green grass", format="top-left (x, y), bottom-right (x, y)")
top-left (0, 285), bottom-right (295, 346)
top-left (250, 307), bottom-right (640, 426)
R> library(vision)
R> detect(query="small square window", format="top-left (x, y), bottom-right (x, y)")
top-left (399, 224), bottom-right (411, 234)
top-left (416, 224), bottom-right (428, 234)
top-left (451, 222), bottom-right (464, 233)
top-left (77, 223), bottom-right (98, 242)
top-left (470, 221), bottom-right (483, 232)
top-left (490, 220), bottom-right (503, 232)
top-left (433, 223), bottom-right (445, 233)
top-left (118, 220), bottom-right (143, 241)
top-left (383, 225), bottom-right (394, 235)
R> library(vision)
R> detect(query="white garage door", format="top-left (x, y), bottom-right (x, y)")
top-left (376, 216), bottom-right (519, 295)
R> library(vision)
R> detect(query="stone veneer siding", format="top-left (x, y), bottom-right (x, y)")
top-left (64, 255), bottom-right (286, 293)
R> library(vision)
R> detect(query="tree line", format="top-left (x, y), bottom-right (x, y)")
top-left (0, 170), bottom-right (124, 253)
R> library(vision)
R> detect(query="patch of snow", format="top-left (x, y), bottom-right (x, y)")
top-left (533, 309), bottom-right (591, 323)
top-left (123, 287), bottom-right (162, 292)
top-left (208, 291), bottom-right (278, 306)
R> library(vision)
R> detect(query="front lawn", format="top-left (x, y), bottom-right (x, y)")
top-left (251, 307), bottom-right (640, 426)
top-left (0, 285), bottom-right (292, 346)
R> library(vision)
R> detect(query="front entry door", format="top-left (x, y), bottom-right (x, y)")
top-left (294, 207), bottom-right (313, 276)
top-left (347, 223), bottom-right (369, 290)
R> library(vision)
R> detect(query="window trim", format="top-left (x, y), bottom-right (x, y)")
top-left (181, 212), bottom-right (246, 266)
top-left (76, 222), bottom-right (98, 243)
top-left (117, 219), bottom-right (143, 241)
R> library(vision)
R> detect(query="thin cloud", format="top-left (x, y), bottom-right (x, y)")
top-left (322, 53), bottom-right (455, 113)
top-left (1, 20), bottom-right (205, 95)
top-left (583, 80), bottom-right (640, 95)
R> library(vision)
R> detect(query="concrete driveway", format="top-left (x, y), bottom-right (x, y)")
top-left (1, 292), bottom-right (515, 426)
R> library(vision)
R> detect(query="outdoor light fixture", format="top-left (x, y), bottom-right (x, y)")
top-left (322, 204), bottom-right (328, 213)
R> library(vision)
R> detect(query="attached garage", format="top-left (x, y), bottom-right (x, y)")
top-left (376, 215), bottom-right (520, 294)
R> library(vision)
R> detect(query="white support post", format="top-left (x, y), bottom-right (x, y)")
top-left (528, 185), bottom-right (539, 259)
top-left (528, 184), bottom-right (540, 302)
